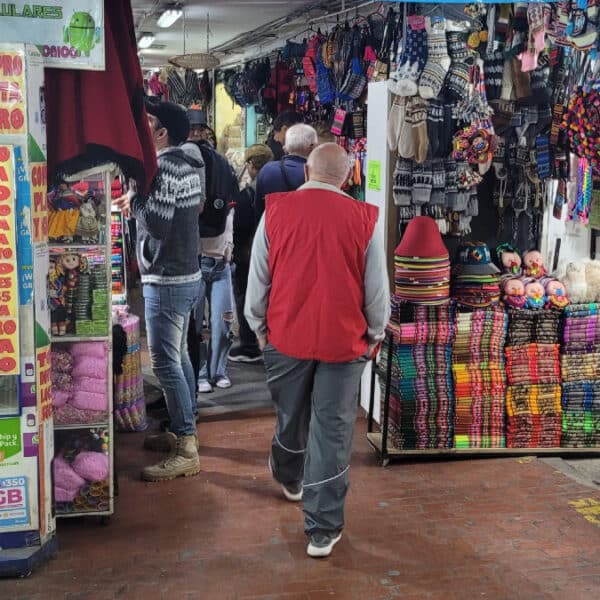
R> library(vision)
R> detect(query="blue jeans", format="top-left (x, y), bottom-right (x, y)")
top-left (144, 282), bottom-right (199, 436)
top-left (195, 257), bottom-right (234, 382)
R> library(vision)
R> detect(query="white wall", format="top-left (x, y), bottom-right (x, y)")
top-left (541, 178), bottom-right (592, 276)
top-left (360, 81), bottom-right (392, 423)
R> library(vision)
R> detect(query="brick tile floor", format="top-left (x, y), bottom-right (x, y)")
top-left (4, 412), bottom-right (600, 599)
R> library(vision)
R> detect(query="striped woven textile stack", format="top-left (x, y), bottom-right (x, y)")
top-left (379, 297), bottom-right (456, 449)
top-left (504, 308), bottom-right (563, 448)
top-left (113, 312), bottom-right (148, 432)
top-left (560, 303), bottom-right (600, 447)
top-left (452, 306), bottom-right (508, 448)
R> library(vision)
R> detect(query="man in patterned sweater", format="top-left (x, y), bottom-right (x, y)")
top-left (116, 99), bottom-right (204, 481)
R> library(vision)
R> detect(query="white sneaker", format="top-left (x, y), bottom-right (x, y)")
top-left (215, 376), bottom-right (232, 389)
top-left (268, 456), bottom-right (303, 502)
top-left (307, 531), bottom-right (343, 558)
top-left (197, 380), bottom-right (213, 393)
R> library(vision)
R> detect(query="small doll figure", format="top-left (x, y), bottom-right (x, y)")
top-left (544, 278), bottom-right (570, 310)
top-left (48, 182), bottom-right (83, 243)
top-left (48, 258), bottom-right (67, 336)
top-left (496, 243), bottom-right (522, 276)
top-left (524, 279), bottom-right (546, 309)
top-left (59, 252), bottom-right (88, 330)
top-left (75, 196), bottom-right (99, 243)
top-left (502, 277), bottom-right (527, 308)
top-left (522, 249), bottom-right (547, 279)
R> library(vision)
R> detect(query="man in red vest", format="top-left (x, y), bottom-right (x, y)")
top-left (245, 143), bottom-right (390, 558)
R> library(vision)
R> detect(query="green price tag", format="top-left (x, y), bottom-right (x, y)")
top-left (367, 160), bottom-right (381, 191)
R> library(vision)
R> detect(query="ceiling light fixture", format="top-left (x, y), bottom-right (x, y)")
top-left (157, 7), bottom-right (182, 28)
top-left (138, 33), bottom-right (155, 49)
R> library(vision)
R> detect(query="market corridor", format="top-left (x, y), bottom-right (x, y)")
top-left (4, 411), bottom-right (600, 600)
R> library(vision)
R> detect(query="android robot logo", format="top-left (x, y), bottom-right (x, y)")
top-left (63, 12), bottom-right (101, 57)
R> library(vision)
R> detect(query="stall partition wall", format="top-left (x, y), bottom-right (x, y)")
top-left (361, 81), bottom-right (395, 422)
top-left (541, 179), bottom-right (593, 276)
top-left (0, 43), bottom-right (57, 575)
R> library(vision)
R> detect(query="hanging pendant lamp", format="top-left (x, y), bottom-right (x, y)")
top-left (169, 11), bottom-right (220, 70)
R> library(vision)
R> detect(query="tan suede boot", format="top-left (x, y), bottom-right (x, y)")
top-left (143, 432), bottom-right (176, 453)
top-left (144, 431), bottom-right (199, 452)
top-left (141, 434), bottom-right (200, 482)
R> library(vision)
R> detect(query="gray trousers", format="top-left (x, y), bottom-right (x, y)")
top-left (263, 344), bottom-right (368, 534)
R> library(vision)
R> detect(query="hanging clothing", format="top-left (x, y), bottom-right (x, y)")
top-left (45, 0), bottom-right (157, 194)
top-left (167, 69), bottom-right (200, 106)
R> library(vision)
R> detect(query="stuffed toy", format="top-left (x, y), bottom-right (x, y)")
top-left (564, 262), bottom-right (588, 303)
top-left (501, 277), bottom-right (527, 308)
top-left (48, 258), bottom-right (67, 336)
top-left (71, 390), bottom-right (108, 412)
top-left (524, 279), bottom-right (546, 309)
top-left (72, 451), bottom-right (109, 482)
top-left (496, 243), bottom-right (522, 276)
top-left (59, 252), bottom-right (88, 327)
top-left (585, 260), bottom-right (600, 302)
top-left (75, 196), bottom-right (99, 243)
top-left (543, 278), bottom-right (570, 309)
top-left (48, 183), bottom-right (82, 243)
top-left (54, 456), bottom-right (86, 502)
top-left (522, 249), bottom-right (547, 279)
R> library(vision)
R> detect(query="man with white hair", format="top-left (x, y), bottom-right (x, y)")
top-left (245, 143), bottom-right (390, 558)
top-left (253, 123), bottom-right (318, 225)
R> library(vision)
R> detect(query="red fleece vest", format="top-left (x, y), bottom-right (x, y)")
top-left (265, 188), bottom-right (378, 362)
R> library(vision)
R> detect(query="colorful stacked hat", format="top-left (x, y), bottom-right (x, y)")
top-left (394, 216), bottom-right (450, 305)
top-left (451, 242), bottom-right (501, 308)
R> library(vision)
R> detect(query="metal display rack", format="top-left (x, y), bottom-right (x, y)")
top-left (50, 166), bottom-right (116, 522)
top-left (367, 330), bottom-right (600, 466)
top-left (110, 209), bottom-right (127, 305)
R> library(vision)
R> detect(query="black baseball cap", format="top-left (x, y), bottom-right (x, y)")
top-left (145, 98), bottom-right (190, 145)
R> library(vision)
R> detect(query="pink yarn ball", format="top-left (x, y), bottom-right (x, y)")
top-left (72, 451), bottom-right (109, 482)
top-left (53, 456), bottom-right (86, 494)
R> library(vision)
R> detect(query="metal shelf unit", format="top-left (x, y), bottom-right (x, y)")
top-left (50, 167), bottom-right (116, 519)
top-left (367, 331), bottom-right (600, 466)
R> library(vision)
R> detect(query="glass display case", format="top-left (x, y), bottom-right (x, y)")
top-left (48, 166), bottom-right (115, 519)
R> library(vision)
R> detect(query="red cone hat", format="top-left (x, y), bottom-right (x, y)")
top-left (395, 216), bottom-right (448, 259)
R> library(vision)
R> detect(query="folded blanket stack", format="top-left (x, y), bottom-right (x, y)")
top-left (380, 298), bottom-right (456, 449)
top-left (505, 308), bottom-right (562, 447)
top-left (561, 303), bottom-right (600, 447)
top-left (113, 312), bottom-right (147, 432)
top-left (452, 306), bottom-right (508, 448)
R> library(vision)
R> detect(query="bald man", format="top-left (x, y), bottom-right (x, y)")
top-left (245, 143), bottom-right (390, 558)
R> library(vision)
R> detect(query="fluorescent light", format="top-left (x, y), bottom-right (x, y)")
top-left (157, 8), bottom-right (182, 28)
top-left (138, 33), bottom-right (155, 49)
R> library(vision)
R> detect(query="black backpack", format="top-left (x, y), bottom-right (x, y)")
top-left (196, 141), bottom-right (239, 238)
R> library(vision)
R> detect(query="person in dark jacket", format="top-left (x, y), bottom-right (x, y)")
top-left (230, 144), bottom-right (274, 362)
top-left (254, 123), bottom-right (318, 224)
top-left (266, 110), bottom-right (304, 160)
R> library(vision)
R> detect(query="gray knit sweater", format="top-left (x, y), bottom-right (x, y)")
top-left (132, 147), bottom-right (202, 285)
